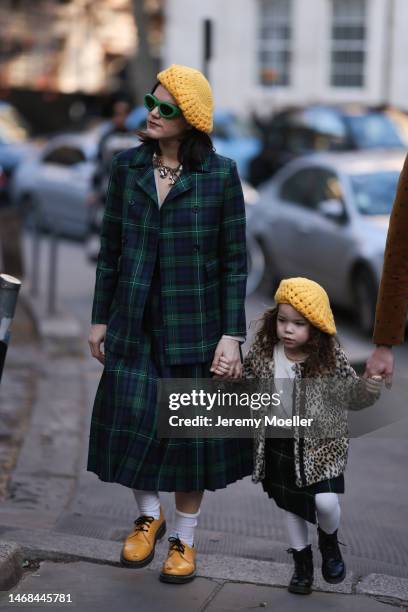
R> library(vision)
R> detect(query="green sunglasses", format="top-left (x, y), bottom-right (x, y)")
top-left (144, 93), bottom-right (182, 119)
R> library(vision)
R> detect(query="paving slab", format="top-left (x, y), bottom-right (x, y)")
top-left (0, 560), bottom-right (219, 611)
top-left (356, 573), bottom-right (408, 602)
top-left (207, 581), bottom-right (398, 611)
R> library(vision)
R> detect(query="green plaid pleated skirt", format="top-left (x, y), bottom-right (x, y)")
top-left (262, 437), bottom-right (345, 524)
top-left (87, 255), bottom-right (253, 491)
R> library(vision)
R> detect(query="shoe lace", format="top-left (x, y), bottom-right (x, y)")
top-left (132, 515), bottom-right (155, 533)
top-left (319, 533), bottom-right (347, 559)
top-left (168, 536), bottom-right (185, 554)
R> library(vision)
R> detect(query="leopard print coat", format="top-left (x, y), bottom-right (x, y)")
top-left (243, 341), bottom-right (380, 488)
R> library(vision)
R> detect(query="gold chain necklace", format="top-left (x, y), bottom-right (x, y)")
top-left (153, 152), bottom-right (183, 185)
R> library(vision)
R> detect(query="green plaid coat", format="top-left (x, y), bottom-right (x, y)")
top-left (91, 143), bottom-right (247, 365)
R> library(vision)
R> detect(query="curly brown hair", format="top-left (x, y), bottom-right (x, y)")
top-left (252, 305), bottom-right (340, 377)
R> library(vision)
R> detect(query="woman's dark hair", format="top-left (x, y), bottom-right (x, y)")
top-left (252, 305), bottom-right (340, 377)
top-left (135, 82), bottom-right (215, 172)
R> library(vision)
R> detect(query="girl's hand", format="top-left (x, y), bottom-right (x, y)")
top-left (365, 375), bottom-right (383, 395)
top-left (210, 338), bottom-right (242, 379)
top-left (88, 324), bottom-right (107, 365)
top-left (211, 356), bottom-right (231, 378)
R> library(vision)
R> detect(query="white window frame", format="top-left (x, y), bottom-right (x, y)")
top-left (258, 0), bottom-right (293, 87)
top-left (330, 0), bottom-right (367, 88)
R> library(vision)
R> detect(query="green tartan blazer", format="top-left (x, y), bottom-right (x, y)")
top-left (91, 143), bottom-right (247, 364)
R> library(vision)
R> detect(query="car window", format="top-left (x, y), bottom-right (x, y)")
top-left (345, 113), bottom-right (404, 148)
top-left (280, 167), bottom-right (343, 210)
top-left (280, 168), bottom-right (318, 208)
top-left (312, 168), bottom-right (344, 205)
top-left (350, 171), bottom-right (400, 215)
top-left (43, 146), bottom-right (86, 166)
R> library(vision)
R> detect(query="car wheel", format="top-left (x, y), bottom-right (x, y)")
top-left (352, 267), bottom-right (378, 336)
top-left (246, 235), bottom-right (265, 296)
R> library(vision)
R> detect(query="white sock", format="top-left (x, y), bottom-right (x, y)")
top-left (285, 511), bottom-right (310, 551)
top-left (132, 489), bottom-right (161, 520)
top-left (315, 493), bottom-right (341, 534)
top-left (169, 508), bottom-right (200, 547)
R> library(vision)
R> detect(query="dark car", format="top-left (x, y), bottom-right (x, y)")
top-left (248, 104), bottom-right (408, 187)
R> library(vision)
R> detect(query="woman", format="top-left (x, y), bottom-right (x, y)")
top-left (87, 64), bottom-right (252, 584)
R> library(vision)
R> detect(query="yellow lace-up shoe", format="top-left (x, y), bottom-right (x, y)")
top-left (159, 536), bottom-right (196, 583)
top-left (120, 507), bottom-right (166, 568)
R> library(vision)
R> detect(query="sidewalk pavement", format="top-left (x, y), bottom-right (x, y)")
top-left (0, 294), bottom-right (407, 611)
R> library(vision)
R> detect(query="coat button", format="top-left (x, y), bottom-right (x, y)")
top-left (192, 205), bottom-right (199, 213)
top-left (193, 244), bottom-right (200, 252)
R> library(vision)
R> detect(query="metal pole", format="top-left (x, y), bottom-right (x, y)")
top-left (30, 201), bottom-right (41, 298)
top-left (382, 0), bottom-right (396, 106)
top-left (47, 228), bottom-right (58, 316)
top-left (0, 274), bottom-right (21, 384)
top-left (203, 19), bottom-right (213, 80)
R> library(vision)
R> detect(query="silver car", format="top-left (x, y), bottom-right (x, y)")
top-left (249, 150), bottom-right (405, 334)
top-left (10, 129), bottom-right (107, 239)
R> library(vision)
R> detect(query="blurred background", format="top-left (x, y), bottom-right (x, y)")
top-left (1, 0), bottom-right (408, 592)
top-left (2, 0), bottom-right (408, 331)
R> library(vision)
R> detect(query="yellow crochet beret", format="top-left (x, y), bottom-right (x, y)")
top-left (274, 277), bottom-right (337, 335)
top-left (157, 64), bottom-right (213, 133)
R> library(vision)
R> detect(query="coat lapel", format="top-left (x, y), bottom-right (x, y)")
top-left (162, 172), bottom-right (192, 205)
top-left (128, 145), bottom-right (158, 205)
top-left (127, 143), bottom-right (213, 206)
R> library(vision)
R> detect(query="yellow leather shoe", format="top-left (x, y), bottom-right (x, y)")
top-left (120, 507), bottom-right (166, 568)
top-left (159, 536), bottom-right (196, 583)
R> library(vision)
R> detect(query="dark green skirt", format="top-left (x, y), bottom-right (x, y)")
top-left (87, 257), bottom-right (253, 491)
top-left (262, 437), bottom-right (344, 524)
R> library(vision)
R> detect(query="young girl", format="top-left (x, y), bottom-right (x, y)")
top-left (241, 277), bottom-right (382, 595)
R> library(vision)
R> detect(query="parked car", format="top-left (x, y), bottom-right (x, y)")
top-left (248, 150), bottom-right (405, 333)
top-left (248, 104), bottom-right (408, 187)
top-left (125, 107), bottom-right (261, 180)
top-left (0, 102), bottom-right (35, 205)
top-left (10, 131), bottom-right (101, 239)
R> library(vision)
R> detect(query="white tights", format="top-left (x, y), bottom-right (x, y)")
top-left (286, 493), bottom-right (341, 551)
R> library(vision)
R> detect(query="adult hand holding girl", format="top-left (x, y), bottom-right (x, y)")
top-left (210, 337), bottom-right (242, 378)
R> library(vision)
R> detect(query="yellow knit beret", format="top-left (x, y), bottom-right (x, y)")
top-left (274, 277), bottom-right (337, 335)
top-left (157, 64), bottom-right (213, 133)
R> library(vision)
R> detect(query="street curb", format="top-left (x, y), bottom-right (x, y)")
top-left (0, 530), bottom-right (407, 604)
top-left (0, 543), bottom-right (24, 591)
top-left (356, 573), bottom-right (408, 602)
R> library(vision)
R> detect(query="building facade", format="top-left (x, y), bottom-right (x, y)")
top-left (162, 0), bottom-right (407, 116)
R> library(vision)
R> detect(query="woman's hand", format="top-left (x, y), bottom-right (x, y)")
top-left (88, 324), bottom-right (107, 365)
top-left (364, 346), bottom-right (394, 389)
top-left (210, 338), bottom-right (241, 379)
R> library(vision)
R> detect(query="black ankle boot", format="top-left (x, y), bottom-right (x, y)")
top-left (317, 526), bottom-right (346, 584)
top-left (287, 544), bottom-right (314, 595)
